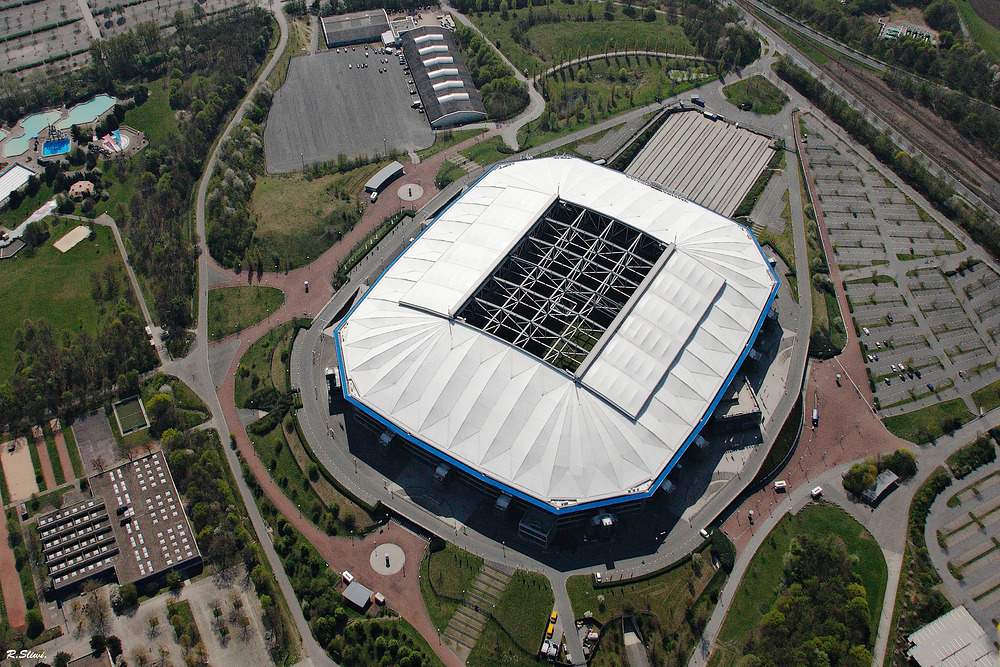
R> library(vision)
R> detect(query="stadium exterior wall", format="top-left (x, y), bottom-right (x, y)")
top-left (332, 162), bottom-right (780, 517)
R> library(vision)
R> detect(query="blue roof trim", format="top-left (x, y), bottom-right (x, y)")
top-left (333, 158), bottom-right (782, 516)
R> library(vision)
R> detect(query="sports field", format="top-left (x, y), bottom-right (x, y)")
top-left (113, 397), bottom-right (148, 435)
top-left (0, 218), bottom-right (128, 383)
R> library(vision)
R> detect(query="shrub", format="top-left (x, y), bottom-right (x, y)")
top-left (946, 435), bottom-right (996, 479)
top-left (25, 609), bottom-right (44, 639)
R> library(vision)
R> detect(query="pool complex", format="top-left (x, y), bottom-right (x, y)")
top-left (1, 94), bottom-right (117, 158)
top-left (42, 139), bottom-right (71, 156)
top-left (2, 110), bottom-right (61, 157)
top-left (55, 94), bottom-right (115, 130)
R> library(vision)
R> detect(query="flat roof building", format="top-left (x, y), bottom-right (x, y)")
top-left (335, 157), bottom-right (778, 519)
top-left (321, 9), bottom-right (390, 49)
top-left (907, 605), bottom-right (997, 666)
top-left (400, 26), bottom-right (487, 128)
top-left (364, 161), bottom-right (405, 193)
top-left (38, 450), bottom-right (201, 592)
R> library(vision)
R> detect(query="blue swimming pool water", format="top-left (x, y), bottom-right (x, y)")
top-left (1, 110), bottom-right (61, 157)
top-left (42, 139), bottom-right (70, 156)
top-left (55, 94), bottom-right (116, 130)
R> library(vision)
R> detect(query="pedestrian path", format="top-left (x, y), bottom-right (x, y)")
top-left (443, 561), bottom-right (512, 653)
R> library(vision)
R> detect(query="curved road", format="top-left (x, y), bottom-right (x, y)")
top-left (159, 4), bottom-right (335, 666)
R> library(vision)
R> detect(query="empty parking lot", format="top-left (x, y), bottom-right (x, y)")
top-left (264, 47), bottom-right (434, 173)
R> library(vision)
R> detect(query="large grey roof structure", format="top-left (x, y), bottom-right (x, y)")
top-left (335, 157), bottom-right (778, 513)
top-left (400, 26), bottom-right (486, 129)
top-left (907, 605), bottom-right (997, 666)
top-left (321, 10), bottom-right (390, 48)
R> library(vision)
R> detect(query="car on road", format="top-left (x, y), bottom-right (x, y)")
top-left (887, 314), bottom-right (893, 322)
top-left (915, 369), bottom-right (922, 379)
top-left (873, 353), bottom-right (878, 361)
top-left (891, 364), bottom-right (897, 372)
top-left (899, 363), bottom-right (906, 371)
top-left (885, 378), bottom-right (891, 386)
top-left (927, 383), bottom-right (935, 392)
top-left (863, 327), bottom-right (870, 335)
top-left (699, 528), bottom-right (710, 539)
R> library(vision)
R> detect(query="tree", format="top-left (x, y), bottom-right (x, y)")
top-left (146, 393), bottom-right (176, 438)
top-left (105, 635), bottom-right (122, 660)
top-left (167, 570), bottom-right (183, 593)
top-left (53, 653), bottom-right (71, 667)
top-left (26, 608), bottom-right (44, 638)
top-left (843, 459), bottom-right (877, 497)
top-left (90, 634), bottom-right (107, 656)
top-left (115, 582), bottom-right (139, 612)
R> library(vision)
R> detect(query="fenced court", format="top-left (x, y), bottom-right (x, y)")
top-left (112, 396), bottom-right (148, 436)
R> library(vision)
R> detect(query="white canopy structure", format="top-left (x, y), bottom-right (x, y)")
top-left (335, 156), bottom-right (778, 513)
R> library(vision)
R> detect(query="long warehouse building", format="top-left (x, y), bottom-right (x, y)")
top-left (334, 156), bottom-right (778, 521)
top-left (400, 26), bottom-right (487, 128)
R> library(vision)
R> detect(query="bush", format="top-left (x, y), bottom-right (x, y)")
top-left (711, 529), bottom-right (736, 573)
top-left (881, 448), bottom-right (917, 479)
top-left (843, 459), bottom-right (878, 497)
top-left (946, 435), bottom-right (996, 479)
top-left (25, 609), bottom-right (44, 639)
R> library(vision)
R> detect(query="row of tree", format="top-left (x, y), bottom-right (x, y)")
top-left (773, 56), bottom-right (1000, 264)
top-left (453, 24), bottom-right (530, 120)
top-left (766, 0), bottom-right (1000, 109)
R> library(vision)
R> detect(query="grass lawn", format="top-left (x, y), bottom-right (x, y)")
top-left (235, 320), bottom-right (305, 409)
top-left (469, 6), bottom-right (694, 73)
top-left (61, 418), bottom-right (85, 478)
top-left (567, 539), bottom-right (723, 665)
top-left (435, 161), bottom-right (465, 189)
top-left (971, 376), bottom-right (1000, 413)
top-left (722, 74), bottom-right (789, 114)
top-left (882, 399), bottom-right (976, 443)
top-left (519, 55), bottom-right (710, 150)
top-left (140, 372), bottom-right (211, 429)
top-left (0, 218), bottom-right (128, 383)
top-left (468, 571), bottom-right (553, 666)
top-left (419, 543), bottom-right (483, 633)
top-left (124, 77), bottom-right (180, 145)
top-left (250, 164), bottom-right (377, 269)
top-left (0, 183), bottom-right (58, 229)
top-left (417, 128), bottom-right (488, 159)
top-left (208, 286), bottom-right (285, 341)
top-left (710, 503), bottom-right (886, 667)
top-left (956, 0), bottom-right (1000, 62)
top-left (460, 137), bottom-right (514, 166)
top-left (755, 190), bottom-right (798, 300)
top-left (41, 423), bottom-right (65, 486)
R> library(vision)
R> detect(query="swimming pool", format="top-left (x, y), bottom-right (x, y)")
top-left (55, 94), bottom-right (116, 130)
top-left (1, 110), bottom-right (61, 157)
top-left (42, 139), bottom-right (71, 156)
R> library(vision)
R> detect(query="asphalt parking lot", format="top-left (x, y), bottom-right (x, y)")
top-left (802, 114), bottom-right (1000, 412)
top-left (264, 45), bottom-right (433, 173)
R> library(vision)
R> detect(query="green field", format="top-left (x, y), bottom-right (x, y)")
top-left (417, 128), bottom-right (488, 159)
top-left (208, 286), bottom-right (285, 341)
top-left (469, 6), bottom-right (695, 74)
top-left (250, 164), bottom-right (376, 270)
top-left (883, 398), bottom-right (976, 443)
top-left (722, 74), bottom-right (789, 114)
top-left (114, 397), bottom-right (147, 434)
top-left (0, 218), bottom-right (128, 383)
top-left (419, 543), bottom-right (483, 633)
top-left (123, 77), bottom-right (180, 145)
top-left (971, 376), bottom-right (1000, 413)
top-left (520, 55), bottom-right (711, 150)
top-left (460, 136), bottom-right (515, 166)
top-left (956, 0), bottom-right (1000, 61)
top-left (710, 503), bottom-right (886, 666)
top-left (234, 320), bottom-right (302, 409)
top-left (467, 571), bottom-right (553, 667)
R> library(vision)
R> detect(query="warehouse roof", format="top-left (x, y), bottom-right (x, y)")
top-left (400, 26), bottom-right (486, 128)
top-left (336, 157), bottom-right (778, 512)
top-left (907, 605), bottom-right (997, 666)
top-left (320, 9), bottom-right (390, 48)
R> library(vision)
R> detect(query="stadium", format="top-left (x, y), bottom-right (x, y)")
top-left (334, 156), bottom-right (778, 539)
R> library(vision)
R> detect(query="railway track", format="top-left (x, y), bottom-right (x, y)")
top-left (823, 57), bottom-right (1000, 215)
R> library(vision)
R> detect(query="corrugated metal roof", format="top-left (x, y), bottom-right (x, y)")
top-left (337, 157), bottom-right (777, 510)
top-left (907, 606), bottom-right (998, 666)
top-left (0, 163), bottom-right (35, 204)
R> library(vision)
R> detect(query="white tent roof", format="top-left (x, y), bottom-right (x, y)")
top-left (336, 157), bottom-right (777, 510)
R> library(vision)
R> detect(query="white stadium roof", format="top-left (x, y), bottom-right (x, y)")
top-left (335, 157), bottom-right (778, 512)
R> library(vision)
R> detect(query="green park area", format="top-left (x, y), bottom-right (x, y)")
top-left (519, 55), bottom-right (712, 150)
top-left (417, 128), bottom-right (488, 159)
top-left (804, 179), bottom-right (846, 358)
top-left (468, 3), bottom-right (696, 74)
top-left (709, 503), bottom-right (886, 667)
top-left (467, 571), bottom-right (554, 667)
top-left (882, 398), bottom-right (976, 443)
top-left (971, 376), bottom-right (1000, 413)
top-left (419, 542), bottom-right (484, 633)
top-left (208, 285), bottom-right (285, 341)
top-left (722, 74), bottom-right (789, 114)
top-left (250, 163), bottom-right (379, 270)
top-left (237, 321), bottom-right (376, 536)
top-left (0, 218), bottom-right (129, 382)
top-left (568, 537), bottom-right (728, 666)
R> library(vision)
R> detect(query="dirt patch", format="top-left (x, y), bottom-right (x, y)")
top-left (1, 437), bottom-right (39, 502)
top-left (969, 0), bottom-right (1000, 30)
top-left (0, 515), bottom-right (26, 629)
